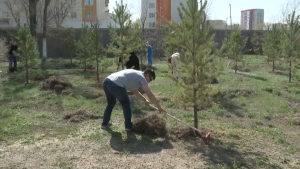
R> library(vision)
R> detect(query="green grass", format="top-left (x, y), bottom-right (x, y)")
top-left (0, 56), bottom-right (300, 168)
top-left (0, 107), bottom-right (32, 141)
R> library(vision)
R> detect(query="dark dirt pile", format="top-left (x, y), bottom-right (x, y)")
top-left (291, 113), bottom-right (300, 126)
top-left (39, 75), bottom-right (72, 93)
top-left (170, 126), bottom-right (211, 143)
top-left (33, 74), bottom-right (54, 81)
top-left (63, 109), bottom-right (102, 123)
top-left (141, 64), bottom-right (156, 71)
top-left (132, 113), bottom-right (167, 137)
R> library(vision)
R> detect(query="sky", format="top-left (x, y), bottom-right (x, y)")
top-left (109, 0), bottom-right (291, 24)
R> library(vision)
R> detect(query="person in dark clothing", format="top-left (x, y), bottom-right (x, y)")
top-left (117, 51), bottom-right (140, 71)
top-left (7, 44), bottom-right (18, 72)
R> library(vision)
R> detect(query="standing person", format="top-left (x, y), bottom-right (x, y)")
top-left (100, 68), bottom-right (166, 131)
top-left (117, 51), bottom-right (140, 71)
top-left (7, 44), bottom-right (18, 72)
top-left (168, 52), bottom-right (180, 79)
top-left (146, 41), bottom-right (153, 66)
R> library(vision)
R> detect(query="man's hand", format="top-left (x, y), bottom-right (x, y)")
top-left (144, 100), bottom-right (150, 107)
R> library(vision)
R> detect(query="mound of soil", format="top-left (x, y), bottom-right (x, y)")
top-left (132, 113), bottom-right (167, 137)
top-left (170, 126), bottom-right (211, 143)
top-left (39, 75), bottom-right (72, 93)
top-left (291, 113), bottom-right (300, 126)
top-left (33, 74), bottom-right (54, 81)
top-left (141, 64), bottom-right (156, 71)
top-left (63, 109), bottom-right (102, 123)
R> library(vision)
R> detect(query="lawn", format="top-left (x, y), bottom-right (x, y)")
top-left (0, 55), bottom-right (299, 169)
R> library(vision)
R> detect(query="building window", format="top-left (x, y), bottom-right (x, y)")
top-left (149, 13), bottom-right (155, 18)
top-left (2, 11), bottom-right (9, 18)
top-left (0, 18), bottom-right (9, 25)
top-left (84, 0), bottom-right (93, 6)
top-left (149, 22), bottom-right (155, 28)
top-left (85, 12), bottom-right (93, 19)
top-left (71, 12), bottom-right (77, 18)
top-left (149, 3), bottom-right (155, 8)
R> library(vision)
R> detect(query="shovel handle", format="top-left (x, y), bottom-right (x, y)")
top-left (148, 104), bottom-right (202, 133)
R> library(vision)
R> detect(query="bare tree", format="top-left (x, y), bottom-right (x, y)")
top-left (4, 0), bottom-right (22, 27)
top-left (48, 0), bottom-right (76, 28)
top-left (29, 0), bottom-right (38, 37)
top-left (140, 0), bottom-right (148, 35)
top-left (21, 0), bottom-right (30, 25)
top-left (279, 0), bottom-right (300, 23)
top-left (41, 0), bottom-right (51, 68)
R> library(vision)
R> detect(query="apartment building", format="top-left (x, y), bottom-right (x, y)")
top-left (0, 0), bottom-right (118, 28)
top-left (241, 9), bottom-right (264, 30)
top-left (141, 0), bottom-right (188, 28)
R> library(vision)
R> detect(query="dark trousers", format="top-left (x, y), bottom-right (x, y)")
top-left (9, 55), bottom-right (17, 72)
top-left (101, 78), bottom-right (132, 129)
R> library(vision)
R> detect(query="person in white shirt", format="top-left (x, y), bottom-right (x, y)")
top-left (168, 52), bottom-right (180, 79)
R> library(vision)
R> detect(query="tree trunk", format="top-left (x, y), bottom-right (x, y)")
top-left (289, 57), bottom-right (292, 83)
top-left (96, 57), bottom-right (99, 82)
top-left (84, 62), bottom-right (87, 72)
top-left (122, 55), bottom-right (125, 70)
top-left (272, 56), bottom-right (275, 72)
top-left (29, 0), bottom-right (37, 37)
top-left (25, 59), bottom-right (29, 85)
top-left (194, 99), bottom-right (198, 129)
top-left (29, 0), bottom-right (38, 55)
top-left (96, 47), bottom-right (99, 82)
top-left (235, 58), bottom-right (237, 73)
top-left (140, 25), bottom-right (145, 67)
top-left (42, 0), bottom-right (51, 69)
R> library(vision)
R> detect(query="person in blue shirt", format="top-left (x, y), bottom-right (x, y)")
top-left (146, 41), bottom-right (153, 66)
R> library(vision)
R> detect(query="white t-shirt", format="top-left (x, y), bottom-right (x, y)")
top-left (107, 69), bottom-right (148, 91)
top-left (171, 53), bottom-right (180, 59)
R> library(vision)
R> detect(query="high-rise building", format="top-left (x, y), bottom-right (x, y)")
top-left (141, 0), bottom-right (188, 28)
top-left (241, 9), bottom-right (264, 30)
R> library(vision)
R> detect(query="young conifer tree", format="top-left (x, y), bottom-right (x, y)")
top-left (221, 25), bottom-right (247, 73)
top-left (263, 24), bottom-right (282, 72)
top-left (157, 0), bottom-right (223, 129)
top-left (64, 27), bottom-right (76, 65)
top-left (16, 24), bottom-right (39, 85)
top-left (107, 0), bottom-right (144, 70)
top-left (75, 24), bottom-right (93, 72)
top-left (251, 32), bottom-right (263, 56)
top-left (281, 11), bottom-right (300, 83)
top-left (91, 23), bottom-right (104, 82)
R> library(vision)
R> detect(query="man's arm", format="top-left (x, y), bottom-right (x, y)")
top-left (132, 89), bottom-right (148, 103)
top-left (141, 84), bottom-right (162, 110)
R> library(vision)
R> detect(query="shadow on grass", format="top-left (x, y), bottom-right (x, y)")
top-left (236, 73), bottom-right (268, 82)
top-left (184, 138), bottom-right (282, 168)
top-left (1, 82), bottom-right (38, 104)
top-left (213, 92), bottom-right (245, 117)
top-left (106, 129), bottom-right (173, 154)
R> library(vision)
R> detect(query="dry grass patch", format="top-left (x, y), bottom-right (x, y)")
top-left (63, 109), bottom-right (102, 123)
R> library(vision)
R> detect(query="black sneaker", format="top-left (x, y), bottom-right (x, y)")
top-left (101, 123), bottom-right (112, 129)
